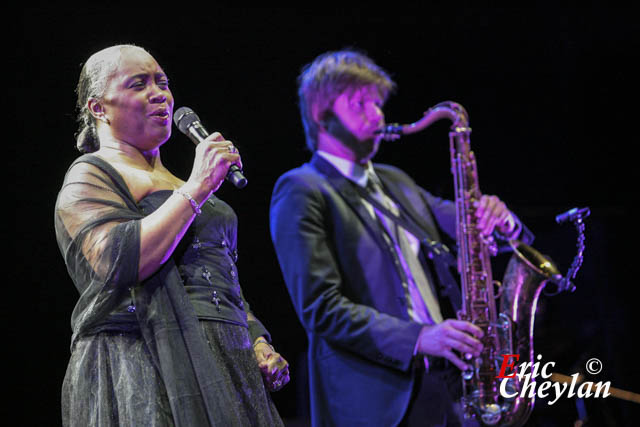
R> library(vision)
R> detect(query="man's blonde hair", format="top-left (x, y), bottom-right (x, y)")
top-left (297, 50), bottom-right (396, 152)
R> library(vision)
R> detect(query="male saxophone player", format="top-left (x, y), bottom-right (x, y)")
top-left (269, 50), bottom-right (533, 426)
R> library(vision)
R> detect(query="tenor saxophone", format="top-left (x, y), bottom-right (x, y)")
top-left (377, 102), bottom-right (565, 426)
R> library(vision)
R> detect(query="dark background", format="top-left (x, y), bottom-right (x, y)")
top-left (19, 5), bottom-right (638, 426)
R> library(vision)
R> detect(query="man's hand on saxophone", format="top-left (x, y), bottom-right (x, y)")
top-left (416, 320), bottom-right (484, 371)
top-left (474, 194), bottom-right (518, 238)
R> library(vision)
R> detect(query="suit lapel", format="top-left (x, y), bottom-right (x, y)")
top-left (374, 166), bottom-right (441, 243)
top-left (310, 154), bottom-right (390, 249)
top-left (375, 165), bottom-right (462, 310)
top-left (311, 154), bottom-right (462, 311)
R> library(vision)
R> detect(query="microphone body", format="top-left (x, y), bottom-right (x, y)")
top-left (173, 107), bottom-right (248, 189)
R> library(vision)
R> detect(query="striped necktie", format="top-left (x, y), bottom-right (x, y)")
top-left (365, 170), bottom-right (443, 325)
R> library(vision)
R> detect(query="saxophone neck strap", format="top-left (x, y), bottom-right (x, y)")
top-left (353, 183), bottom-right (456, 267)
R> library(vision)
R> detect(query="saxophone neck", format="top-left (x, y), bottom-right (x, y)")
top-left (419, 101), bottom-right (469, 129)
top-left (376, 101), bottom-right (470, 140)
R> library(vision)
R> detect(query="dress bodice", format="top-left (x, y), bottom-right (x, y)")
top-left (138, 191), bottom-right (248, 325)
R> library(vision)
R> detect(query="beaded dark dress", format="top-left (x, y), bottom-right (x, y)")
top-left (55, 155), bottom-right (283, 426)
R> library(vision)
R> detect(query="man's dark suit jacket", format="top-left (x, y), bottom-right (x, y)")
top-left (269, 153), bottom-right (531, 426)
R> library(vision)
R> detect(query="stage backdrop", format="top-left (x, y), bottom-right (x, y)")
top-left (19, 5), bottom-right (638, 426)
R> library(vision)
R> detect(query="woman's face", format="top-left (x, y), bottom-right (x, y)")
top-left (98, 48), bottom-right (174, 151)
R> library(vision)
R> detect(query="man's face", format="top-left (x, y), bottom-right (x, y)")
top-left (327, 85), bottom-right (385, 163)
top-left (332, 85), bottom-right (385, 141)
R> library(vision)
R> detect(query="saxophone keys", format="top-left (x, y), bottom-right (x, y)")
top-left (493, 280), bottom-right (503, 298)
top-left (462, 365), bottom-right (474, 381)
top-left (483, 235), bottom-right (498, 256)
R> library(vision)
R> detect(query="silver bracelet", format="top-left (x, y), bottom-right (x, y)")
top-left (174, 189), bottom-right (201, 215)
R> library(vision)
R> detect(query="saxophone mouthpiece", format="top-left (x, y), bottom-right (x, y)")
top-left (375, 123), bottom-right (403, 141)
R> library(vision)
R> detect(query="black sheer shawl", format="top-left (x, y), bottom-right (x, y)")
top-left (55, 154), bottom-right (267, 426)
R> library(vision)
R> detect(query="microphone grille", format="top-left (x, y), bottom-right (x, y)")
top-left (173, 107), bottom-right (200, 134)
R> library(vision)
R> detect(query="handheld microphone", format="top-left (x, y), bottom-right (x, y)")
top-left (173, 106), bottom-right (248, 189)
top-left (555, 207), bottom-right (590, 224)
